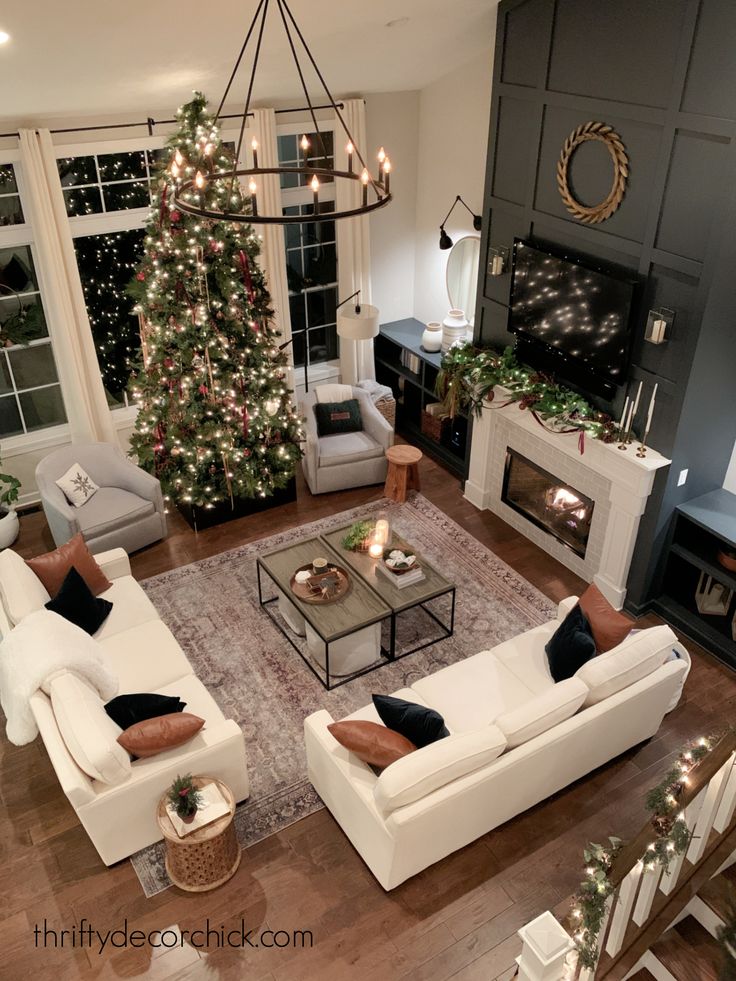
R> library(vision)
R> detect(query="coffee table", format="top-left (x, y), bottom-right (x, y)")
top-left (322, 524), bottom-right (456, 662)
top-left (256, 530), bottom-right (455, 690)
top-left (257, 536), bottom-right (392, 689)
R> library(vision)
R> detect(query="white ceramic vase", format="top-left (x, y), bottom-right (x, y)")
top-left (421, 321), bottom-right (443, 353)
top-left (441, 309), bottom-right (469, 353)
top-left (0, 509), bottom-right (19, 550)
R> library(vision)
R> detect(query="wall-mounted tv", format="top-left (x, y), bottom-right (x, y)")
top-left (508, 239), bottom-right (637, 397)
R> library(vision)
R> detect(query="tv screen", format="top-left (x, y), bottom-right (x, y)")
top-left (509, 240), bottom-right (635, 386)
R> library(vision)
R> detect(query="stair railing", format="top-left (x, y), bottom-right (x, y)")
top-left (515, 730), bottom-right (736, 981)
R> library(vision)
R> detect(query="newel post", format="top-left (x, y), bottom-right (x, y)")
top-left (516, 910), bottom-right (576, 981)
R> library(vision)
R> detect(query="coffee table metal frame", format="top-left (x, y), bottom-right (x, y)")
top-left (256, 534), bottom-right (456, 691)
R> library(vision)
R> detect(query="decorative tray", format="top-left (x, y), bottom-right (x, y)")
top-left (289, 562), bottom-right (351, 604)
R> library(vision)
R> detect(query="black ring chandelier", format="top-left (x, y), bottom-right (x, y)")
top-left (171, 0), bottom-right (393, 225)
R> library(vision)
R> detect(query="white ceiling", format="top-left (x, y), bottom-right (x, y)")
top-left (0, 0), bottom-right (496, 127)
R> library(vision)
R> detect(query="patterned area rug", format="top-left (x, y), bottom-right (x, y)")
top-left (131, 493), bottom-right (555, 895)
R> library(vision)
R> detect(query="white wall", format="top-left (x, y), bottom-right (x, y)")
top-left (412, 48), bottom-right (494, 327)
top-left (725, 441), bottom-right (736, 493)
top-left (366, 91), bottom-right (420, 323)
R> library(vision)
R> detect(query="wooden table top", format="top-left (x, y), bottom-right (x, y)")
top-left (386, 444), bottom-right (423, 465)
top-left (156, 776), bottom-right (234, 845)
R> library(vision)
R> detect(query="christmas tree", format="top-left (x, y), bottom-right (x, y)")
top-left (128, 93), bottom-right (302, 514)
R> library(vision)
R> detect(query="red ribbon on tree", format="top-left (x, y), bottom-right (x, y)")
top-left (239, 250), bottom-right (255, 304)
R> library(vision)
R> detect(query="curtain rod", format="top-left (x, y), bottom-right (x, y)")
top-left (0, 101), bottom-right (346, 141)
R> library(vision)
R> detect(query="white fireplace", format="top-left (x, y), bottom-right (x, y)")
top-left (464, 388), bottom-right (671, 609)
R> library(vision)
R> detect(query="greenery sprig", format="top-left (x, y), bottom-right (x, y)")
top-left (572, 838), bottom-right (622, 970)
top-left (436, 343), bottom-right (618, 445)
top-left (341, 520), bottom-right (374, 552)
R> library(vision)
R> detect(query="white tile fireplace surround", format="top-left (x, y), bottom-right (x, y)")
top-left (465, 388), bottom-right (671, 609)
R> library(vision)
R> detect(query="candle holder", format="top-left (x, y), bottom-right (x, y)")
top-left (636, 427), bottom-right (651, 458)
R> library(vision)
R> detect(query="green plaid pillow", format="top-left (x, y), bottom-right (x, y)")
top-left (314, 399), bottom-right (363, 436)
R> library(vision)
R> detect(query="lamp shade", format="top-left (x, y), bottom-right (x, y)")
top-left (336, 302), bottom-right (380, 341)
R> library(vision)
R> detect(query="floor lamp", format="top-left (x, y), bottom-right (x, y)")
top-left (336, 290), bottom-right (380, 386)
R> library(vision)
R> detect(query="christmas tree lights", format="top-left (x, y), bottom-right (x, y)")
top-left (127, 93), bottom-right (303, 511)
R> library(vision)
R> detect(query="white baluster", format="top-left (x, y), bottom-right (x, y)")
top-left (606, 864), bottom-right (642, 955)
top-left (688, 758), bottom-right (731, 863)
top-left (661, 794), bottom-right (703, 895)
top-left (714, 756), bottom-right (736, 833)
top-left (633, 862), bottom-right (662, 925)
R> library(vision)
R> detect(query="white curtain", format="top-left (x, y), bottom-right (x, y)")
top-left (335, 98), bottom-right (375, 384)
top-left (247, 109), bottom-right (293, 388)
top-left (19, 129), bottom-right (115, 444)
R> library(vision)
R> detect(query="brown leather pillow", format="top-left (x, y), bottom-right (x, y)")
top-left (578, 583), bottom-right (633, 653)
top-left (117, 713), bottom-right (205, 758)
top-left (327, 720), bottom-right (416, 769)
top-left (26, 532), bottom-right (112, 598)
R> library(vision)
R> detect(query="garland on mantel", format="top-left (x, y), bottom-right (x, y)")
top-left (571, 733), bottom-right (718, 971)
top-left (435, 343), bottom-right (618, 453)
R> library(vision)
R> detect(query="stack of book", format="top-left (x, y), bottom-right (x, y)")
top-left (376, 561), bottom-right (425, 589)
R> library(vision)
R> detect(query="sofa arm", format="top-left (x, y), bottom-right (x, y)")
top-left (94, 548), bottom-right (131, 580)
top-left (557, 596), bottom-right (579, 621)
top-left (360, 399), bottom-right (394, 451)
top-left (36, 476), bottom-right (79, 547)
top-left (30, 692), bottom-right (95, 808)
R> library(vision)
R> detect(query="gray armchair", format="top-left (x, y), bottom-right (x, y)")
top-left (35, 443), bottom-right (167, 554)
top-left (301, 386), bottom-right (394, 495)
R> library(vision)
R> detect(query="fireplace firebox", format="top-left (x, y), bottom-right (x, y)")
top-left (502, 449), bottom-right (595, 558)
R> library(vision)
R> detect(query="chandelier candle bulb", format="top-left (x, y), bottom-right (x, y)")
top-left (377, 146), bottom-right (386, 167)
top-left (251, 137), bottom-right (259, 169)
top-left (194, 171), bottom-right (206, 189)
top-left (248, 178), bottom-right (258, 217)
top-left (361, 168), bottom-right (370, 207)
top-left (300, 134), bottom-right (310, 155)
top-left (346, 141), bottom-right (354, 172)
top-left (311, 174), bottom-right (320, 209)
top-left (383, 157), bottom-right (391, 193)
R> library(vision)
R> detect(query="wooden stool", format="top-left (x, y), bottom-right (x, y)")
top-left (156, 776), bottom-right (240, 892)
top-left (384, 444), bottom-right (422, 503)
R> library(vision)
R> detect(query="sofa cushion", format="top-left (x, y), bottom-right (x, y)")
top-left (373, 725), bottom-right (507, 813)
top-left (545, 605), bottom-right (597, 682)
top-left (576, 625), bottom-right (677, 705)
top-left (490, 623), bottom-right (558, 696)
top-left (26, 532), bottom-right (112, 597)
top-left (49, 672), bottom-right (131, 785)
top-left (97, 620), bottom-right (193, 692)
top-left (579, 584), bottom-right (633, 653)
top-left (45, 566), bottom-right (113, 636)
top-left (0, 548), bottom-right (50, 625)
top-left (55, 462), bottom-right (99, 508)
top-left (411, 651), bottom-right (534, 732)
top-left (76, 487), bottom-right (154, 539)
top-left (318, 431), bottom-right (383, 468)
top-left (93, 575), bottom-right (159, 641)
top-left (495, 677), bottom-right (589, 749)
top-left (328, 720), bottom-right (416, 768)
top-left (372, 694), bottom-right (449, 748)
top-left (118, 712), bottom-right (205, 758)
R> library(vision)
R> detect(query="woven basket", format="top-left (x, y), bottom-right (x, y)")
top-left (376, 396), bottom-right (396, 428)
top-left (421, 410), bottom-right (448, 441)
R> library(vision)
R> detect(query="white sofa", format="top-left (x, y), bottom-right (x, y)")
top-left (0, 548), bottom-right (249, 865)
top-left (304, 596), bottom-right (690, 890)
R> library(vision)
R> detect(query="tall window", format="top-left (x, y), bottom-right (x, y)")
top-left (58, 142), bottom-right (161, 408)
top-left (277, 126), bottom-right (338, 371)
top-left (0, 158), bottom-right (67, 437)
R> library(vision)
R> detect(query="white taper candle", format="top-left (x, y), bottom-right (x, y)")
top-left (632, 380), bottom-right (643, 418)
top-left (645, 383), bottom-right (658, 431)
top-left (618, 395), bottom-right (630, 429)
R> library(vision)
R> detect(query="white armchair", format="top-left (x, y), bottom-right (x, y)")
top-left (35, 443), bottom-right (167, 554)
top-left (301, 386), bottom-right (394, 494)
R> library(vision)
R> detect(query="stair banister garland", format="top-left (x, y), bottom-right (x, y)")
top-left (571, 733), bottom-right (717, 971)
top-left (436, 343), bottom-right (618, 453)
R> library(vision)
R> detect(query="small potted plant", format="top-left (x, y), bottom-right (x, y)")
top-left (168, 774), bottom-right (204, 824)
top-left (341, 520), bottom-right (374, 552)
top-left (0, 469), bottom-right (21, 550)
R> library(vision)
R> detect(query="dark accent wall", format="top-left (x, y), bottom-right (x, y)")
top-left (475, 0), bottom-right (736, 613)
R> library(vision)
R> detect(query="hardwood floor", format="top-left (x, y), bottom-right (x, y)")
top-left (2, 456), bottom-right (734, 980)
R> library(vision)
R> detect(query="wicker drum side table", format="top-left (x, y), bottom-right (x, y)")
top-left (156, 776), bottom-right (241, 892)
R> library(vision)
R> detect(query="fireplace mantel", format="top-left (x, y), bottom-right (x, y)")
top-left (465, 387), bottom-right (671, 609)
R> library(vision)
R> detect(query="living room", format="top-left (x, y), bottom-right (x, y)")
top-left (1, 1), bottom-right (735, 979)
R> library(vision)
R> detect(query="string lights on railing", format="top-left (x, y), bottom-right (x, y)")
top-left (170, 0), bottom-right (393, 226)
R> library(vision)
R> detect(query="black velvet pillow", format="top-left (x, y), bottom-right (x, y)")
top-left (104, 693), bottom-right (186, 730)
top-left (45, 566), bottom-right (112, 635)
top-left (545, 604), bottom-right (597, 682)
top-left (314, 399), bottom-right (363, 436)
top-left (372, 693), bottom-right (449, 749)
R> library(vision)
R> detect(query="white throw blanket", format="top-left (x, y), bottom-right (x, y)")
top-left (0, 610), bottom-right (118, 746)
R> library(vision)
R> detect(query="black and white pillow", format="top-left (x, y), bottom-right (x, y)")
top-left (56, 464), bottom-right (99, 507)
